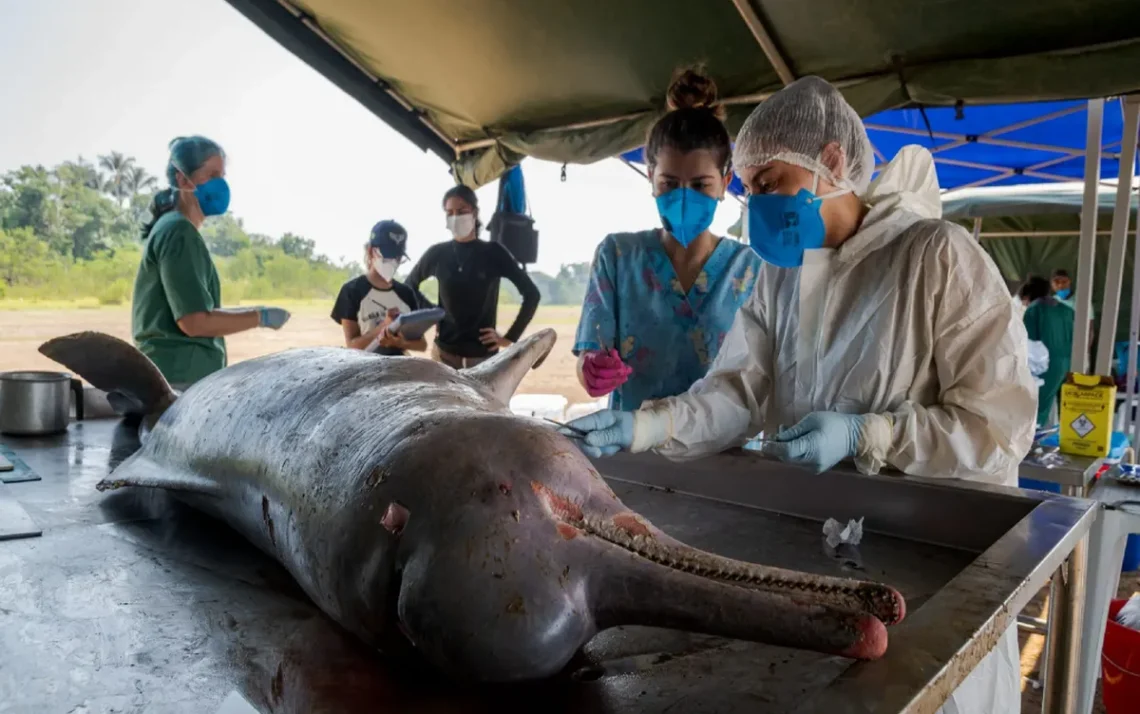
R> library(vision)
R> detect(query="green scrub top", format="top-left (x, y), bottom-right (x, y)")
top-left (131, 211), bottom-right (226, 386)
top-left (1024, 297), bottom-right (1074, 426)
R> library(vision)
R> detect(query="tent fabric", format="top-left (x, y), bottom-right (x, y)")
top-left (939, 184), bottom-right (1140, 343)
top-left (942, 182), bottom-right (1138, 220)
top-left (866, 98), bottom-right (1131, 190)
top-left (623, 98), bottom-right (1135, 194)
top-left (224, 0), bottom-right (1140, 187)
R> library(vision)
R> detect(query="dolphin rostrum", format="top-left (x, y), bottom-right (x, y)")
top-left (39, 330), bottom-right (905, 682)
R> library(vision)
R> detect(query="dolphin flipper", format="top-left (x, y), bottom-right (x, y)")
top-left (97, 452), bottom-right (222, 497)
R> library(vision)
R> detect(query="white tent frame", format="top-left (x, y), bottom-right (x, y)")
top-left (867, 101), bottom-right (1126, 190)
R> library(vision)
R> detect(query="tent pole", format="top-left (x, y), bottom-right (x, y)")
top-left (729, 0), bottom-right (795, 85)
top-left (1072, 99), bottom-right (1104, 374)
top-left (972, 218), bottom-right (982, 241)
top-left (272, 1), bottom-right (458, 154)
top-left (880, 146), bottom-right (1114, 189)
top-left (1130, 208), bottom-right (1140, 451)
top-left (865, 116), bottom-right (1121, 159)
top-left (619, 158), bottom-right (649, 180)
top-left (1093, 97), bottom-right (1139, 375)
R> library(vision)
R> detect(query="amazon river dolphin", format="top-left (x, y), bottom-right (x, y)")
top-left (40, 330), bottom-right (905, 682)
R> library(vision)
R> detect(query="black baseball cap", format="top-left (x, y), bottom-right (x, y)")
top-left (369, 220), bottom-right (408, 259)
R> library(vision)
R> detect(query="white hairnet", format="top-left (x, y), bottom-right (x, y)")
top-left (733, 76), bottom-right (875, 194)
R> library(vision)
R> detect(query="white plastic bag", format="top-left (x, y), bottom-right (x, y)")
top-left (1027, 340), bottom-right (1050, 377)
top-left (1117, 593), bottom-right (1140, 630)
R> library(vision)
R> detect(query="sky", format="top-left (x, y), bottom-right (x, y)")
top-left (0, 0), bottom-right (744, 274)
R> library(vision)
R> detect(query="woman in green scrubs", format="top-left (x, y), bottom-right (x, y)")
top-left (132, 136), bottom-right (290, 390)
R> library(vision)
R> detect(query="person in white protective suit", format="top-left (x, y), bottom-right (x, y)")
top-left (564, 76), bottom-right (1035, 713)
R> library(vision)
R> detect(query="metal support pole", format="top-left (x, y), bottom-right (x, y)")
top-left (1094, 97), bottom-right (1140, 375)
top-left (971, 217), bottom-right (982, 241)
top-left (1016, 614), bottom-right (1050, 635)
top-left (729, 0), bottom-right (795, 85)
top-left (1041, 524), bottom-right (1090, 714)
top-left (1130, 207), bottom-right (1140, 450)
top-left (1072, 99), bottom-right (1105, 373)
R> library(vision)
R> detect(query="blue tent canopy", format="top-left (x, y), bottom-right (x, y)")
top-left (620, 97), bottom-right (1131, 194)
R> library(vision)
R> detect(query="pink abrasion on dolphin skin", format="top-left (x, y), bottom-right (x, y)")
top-left (39, 329), bottom-right (906, 683)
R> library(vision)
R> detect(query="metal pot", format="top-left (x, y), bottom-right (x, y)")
top-left (0, 371), bottom-right (85, 436)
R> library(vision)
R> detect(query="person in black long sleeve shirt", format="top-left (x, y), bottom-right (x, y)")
top-left (405, 185), bottom-right (541, 368)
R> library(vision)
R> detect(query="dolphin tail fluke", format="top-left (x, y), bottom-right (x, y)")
top-left (463, 328), bottom-right (557, 405)
top-left (39, 331), bottom-right (177, 416)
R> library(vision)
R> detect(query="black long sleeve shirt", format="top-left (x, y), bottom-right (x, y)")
top-left (405, 239), bottom-right (541, 358)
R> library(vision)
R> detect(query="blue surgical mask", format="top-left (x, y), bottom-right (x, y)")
top-left (743, 177), bottom-right (850, 268)
top-left (192, 177), bottom-right (231, 217)
top-left (1056, 288), bottom-right (1071, 300)
top-left (655, 187), bottom-right (718, 247)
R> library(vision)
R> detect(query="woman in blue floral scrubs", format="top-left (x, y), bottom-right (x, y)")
top-left (573, 67), bottom-right (760, 411)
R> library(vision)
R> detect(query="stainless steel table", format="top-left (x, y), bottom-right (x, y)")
top-left (0, 419), bottom-right (1098, 713)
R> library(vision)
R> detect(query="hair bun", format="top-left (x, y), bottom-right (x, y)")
top-left (666, 66), bottom-right (724, 119)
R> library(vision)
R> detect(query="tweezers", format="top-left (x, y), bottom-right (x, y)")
top-left (543, 418), bottom-right (588, 440)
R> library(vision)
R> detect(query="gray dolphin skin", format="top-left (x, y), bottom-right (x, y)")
top-left (39, 330), bottom-right (906, 682)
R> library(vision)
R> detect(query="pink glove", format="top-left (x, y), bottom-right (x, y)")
top-left (582, 349), bottom-right (632, 397)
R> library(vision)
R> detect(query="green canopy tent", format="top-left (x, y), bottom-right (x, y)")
top-left (941, 183), bottom-right (1140, 343)
top-left (221, 4), bottom-right (1139, 710)
top-left (221, 0), bottom-right (1140, 187)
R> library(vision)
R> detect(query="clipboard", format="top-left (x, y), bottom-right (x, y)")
top-left (387, 307), bottom-right (446, 341)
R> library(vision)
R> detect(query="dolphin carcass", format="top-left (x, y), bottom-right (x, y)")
top-left (39, 330), bottom-right (905, 682)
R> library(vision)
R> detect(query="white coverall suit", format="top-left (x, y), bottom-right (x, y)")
top-left (639, 147), bottom-right (1036, 712)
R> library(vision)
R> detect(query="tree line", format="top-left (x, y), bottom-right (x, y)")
top-left (0, 152), bottom-right (590, 306)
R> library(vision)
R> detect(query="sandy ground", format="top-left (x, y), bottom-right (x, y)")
top-left (3, 303), bottom-right (1139, 710)
top-left (0, 303), bottom-right (592, 405)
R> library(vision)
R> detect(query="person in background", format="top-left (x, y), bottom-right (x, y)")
top-left (1021, 275), bottom-right (1073, 425)
top-left (332, 220), bottom-right (431, 356)
top-left (564, 76), bottom-right (1033, 713)
top-left (573, 66), bottom-right (761, 409)
top-left (1051, 268), bottom-right (1073, 304)
top-left (1050, 267), bottom-right (1097, 366)
top-left (405, 185), bottom-right (541, 368)
top-left (132, 136), bottom-right (289, 390)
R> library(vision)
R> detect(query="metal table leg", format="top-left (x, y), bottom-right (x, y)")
top-left (1076, 509), bottom-right (1130, 714)
top-left (1042, 485), bottom-right (1091, 714)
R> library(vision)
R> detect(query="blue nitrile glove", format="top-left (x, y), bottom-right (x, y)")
top-left (258, 307), bottom-right (291, 330)
top-left (563, 409), bottom-right (634, 459)
top-left (760, 411), bottom-right (866, 474)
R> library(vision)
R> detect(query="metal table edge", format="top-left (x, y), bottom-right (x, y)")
top-left (799, 493), bottom-right (1099, 713)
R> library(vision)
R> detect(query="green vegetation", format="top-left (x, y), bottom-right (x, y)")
top-left (0, 152), bottom-right (589, 307)
top-left (0, 152), bottom-right (357, 304)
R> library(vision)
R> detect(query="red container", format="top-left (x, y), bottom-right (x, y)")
top-left (1102, 598), bottom-right (1140, 713)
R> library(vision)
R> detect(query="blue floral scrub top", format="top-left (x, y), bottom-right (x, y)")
top-left (573, 230), bottom-right (761, 411)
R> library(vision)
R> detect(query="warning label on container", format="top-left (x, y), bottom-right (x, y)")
top-left (1070, 413), bottom-right (1096, 438)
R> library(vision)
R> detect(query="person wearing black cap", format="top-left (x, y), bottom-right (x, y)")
top-left (331, 220), bottom-right (433, 356)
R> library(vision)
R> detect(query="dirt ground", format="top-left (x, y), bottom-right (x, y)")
top-left (3, 303), bottom-right (1139, 709)
top-left (0, 303), bottom-right (592, 405)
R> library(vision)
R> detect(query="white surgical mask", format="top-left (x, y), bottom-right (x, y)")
top-left (372, 255), bottom-right (399, 281)
top-left (446, 213), bottom-right (476, 239)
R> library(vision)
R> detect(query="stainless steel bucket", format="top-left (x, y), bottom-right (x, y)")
top-left (0, 371), bottom-right (85, 436)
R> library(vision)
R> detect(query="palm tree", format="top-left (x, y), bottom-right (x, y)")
top-left (126, 165), bottom-right (158, 197)
top-left (98, 152), bottom-right (135, 206)
top-left (73, 156), bottom-right (105, 191)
